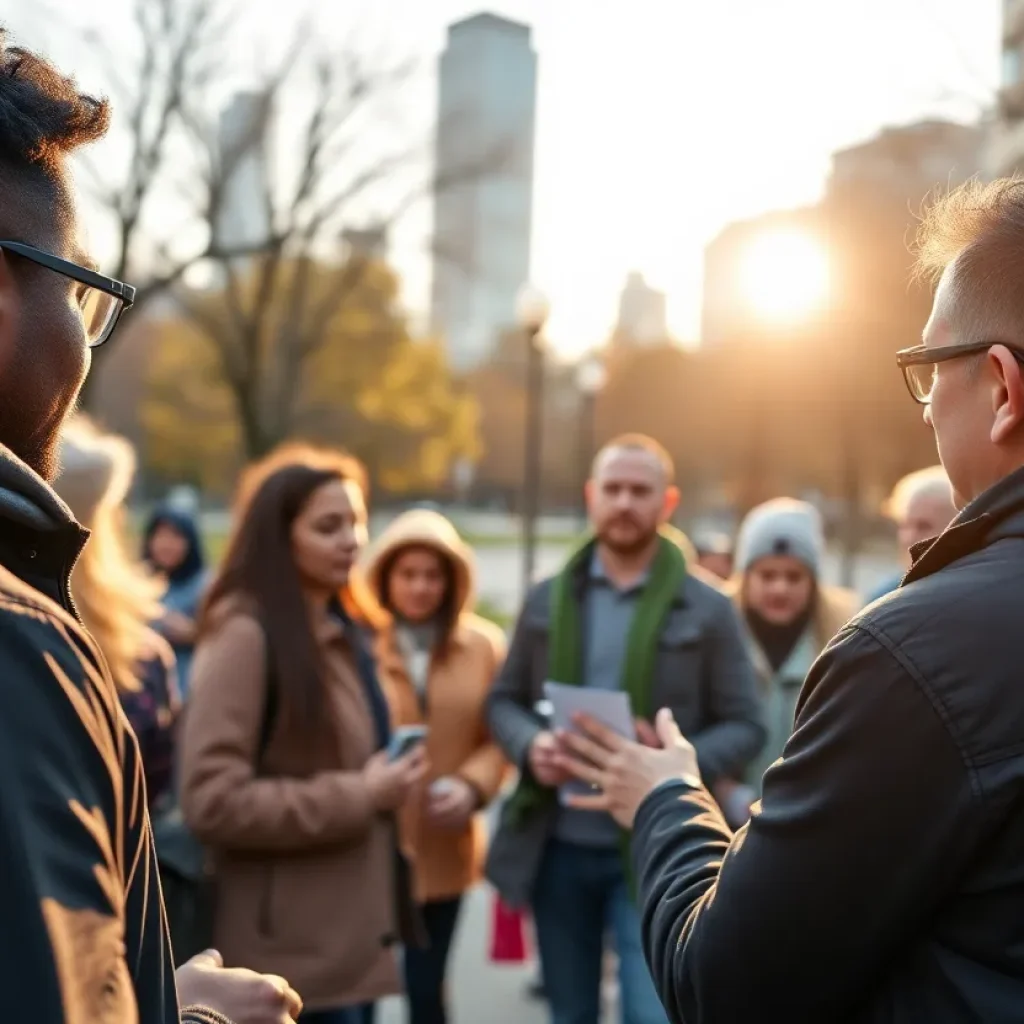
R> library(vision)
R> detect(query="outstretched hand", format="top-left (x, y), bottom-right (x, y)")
top-left (556, 708), bottom-right (701, 828)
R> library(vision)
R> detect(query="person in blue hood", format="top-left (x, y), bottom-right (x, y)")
top-left (143, 504), bottom-right (209, 698)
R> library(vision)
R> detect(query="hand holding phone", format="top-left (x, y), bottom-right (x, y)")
top-left (365, 733), bottom-right (429, 812)
top-left (387, 725), bottom-right (428, 762)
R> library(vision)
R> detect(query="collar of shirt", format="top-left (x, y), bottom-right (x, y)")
top-left (589, 547), bottom-right (649, 596)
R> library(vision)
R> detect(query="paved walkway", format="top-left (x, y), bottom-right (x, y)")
top-left (378, 884), bottom-right (554, 1023)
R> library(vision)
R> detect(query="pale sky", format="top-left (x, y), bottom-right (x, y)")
top-left (9, 0), bottom-right (1002, 357)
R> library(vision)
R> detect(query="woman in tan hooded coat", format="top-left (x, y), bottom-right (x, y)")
top-left (362, 508), bottom-right (508, 1024)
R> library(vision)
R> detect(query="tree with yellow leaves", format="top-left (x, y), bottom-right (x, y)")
top-left (143, 253), bottom-right (479, 497)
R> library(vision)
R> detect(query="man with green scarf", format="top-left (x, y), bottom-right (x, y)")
top-left (486, 434), bottom-right (764, 1024)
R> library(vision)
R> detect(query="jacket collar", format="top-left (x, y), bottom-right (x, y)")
top-left (903, 463), bottom-right (1024, 585)
top-left (0, 444), bottom-right (89, 613)
top-left (0, 445), bottom-right (75, 530)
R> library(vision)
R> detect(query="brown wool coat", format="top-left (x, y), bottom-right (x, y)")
top-left (362, 510), bottom-right (510, 904)
top-left (180, 604), bottom-right (403, 1011)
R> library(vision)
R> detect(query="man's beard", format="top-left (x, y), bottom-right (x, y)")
top-left (596, 519), bottom-right (659, 556)
top-left (0, 402), bottom-right (64, 480)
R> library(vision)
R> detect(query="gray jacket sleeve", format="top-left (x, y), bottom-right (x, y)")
top-left (485, 585), bottom-right (545, 769)
top-left (689, 591), bottom-right (766, 783)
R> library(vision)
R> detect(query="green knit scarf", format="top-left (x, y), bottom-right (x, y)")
top-left (505, 530), bottom-right (688, 829)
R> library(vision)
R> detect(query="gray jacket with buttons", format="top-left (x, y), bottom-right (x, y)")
top-left (484, 561), bottom-right (766, 907)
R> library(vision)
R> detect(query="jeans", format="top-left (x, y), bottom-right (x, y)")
top-left (299, 1005), bottom-right (376, 1024)
top-left (532, 840), bottom-right (667, 1024)
top-left (403, 896), bottom-right (463, 1024)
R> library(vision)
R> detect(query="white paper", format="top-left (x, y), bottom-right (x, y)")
top-left (543, 682), bottom-right (636, 806)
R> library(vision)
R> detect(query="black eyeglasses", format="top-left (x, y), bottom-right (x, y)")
top-left (895, 341), bottom-right (1024, 405)
top-left (0, 240), bottom-right (136, 348)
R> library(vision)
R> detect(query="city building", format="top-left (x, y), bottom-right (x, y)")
top-left (701, 119), bottom-right (985, 350)
top-left (989, 0), bottom-right (1024, 175)
top-left (214, 91), bottom-right (272, 257)
top-left (830, 119), bottom-right (985, 199)
top-left (430, 12), bottom-right (538, 371)
top-left (613, 272), bottom-right (668, 345)
top-left (700, 207), bottom-right (822, 349)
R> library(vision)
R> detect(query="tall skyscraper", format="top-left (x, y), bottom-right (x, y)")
top-left (214, 91), bottom-right (272, 257)
top-left (430, 13), bottom-right (538, 371)
top-left (989, 0), bottom-right (1024, 175)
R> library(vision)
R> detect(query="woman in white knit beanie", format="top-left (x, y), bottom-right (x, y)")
top-left (713, 498), bottom-right (857, 828)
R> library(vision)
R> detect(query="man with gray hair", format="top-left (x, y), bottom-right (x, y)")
top-left (864, 465), bottom-right (955, 603)
top-left (553, 176), bottom-right (1024, 1021)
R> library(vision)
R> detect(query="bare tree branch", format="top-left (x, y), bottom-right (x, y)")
top-left (72, 0), bottom-right (511, 450)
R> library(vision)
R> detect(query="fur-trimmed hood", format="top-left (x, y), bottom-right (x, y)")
top-left (361, 509), bottom-right (476, 615)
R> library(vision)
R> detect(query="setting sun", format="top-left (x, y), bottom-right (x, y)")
top-left (738, 230), bottom-right (831, 326)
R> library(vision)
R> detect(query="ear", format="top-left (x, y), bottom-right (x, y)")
top-left (988, 345), bottom-right (1024, 445)
top-left (583, 477), bottom-right (595, 510)
top-left (662, 484), bottom-right (680, 521)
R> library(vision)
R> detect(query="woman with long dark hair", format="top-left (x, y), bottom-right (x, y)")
top-left (180, 444), bottom-right (426, 1024)
top-left (362, 509), bottom-right (508, 1024)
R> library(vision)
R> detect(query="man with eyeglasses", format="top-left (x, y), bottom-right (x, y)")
top-left (551, 176), bottom-right (1024, 1023)
top-left (0, 31), bottom-right (301, 1024)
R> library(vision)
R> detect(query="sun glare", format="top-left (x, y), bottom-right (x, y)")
top-left (738, 230), bottom-right (830, 326)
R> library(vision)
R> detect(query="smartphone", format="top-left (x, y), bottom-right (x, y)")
top-left (387, 725), bottom-right (428, 762)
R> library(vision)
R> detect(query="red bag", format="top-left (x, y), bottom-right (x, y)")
top-left (489, 893), bottom-right (528, 963)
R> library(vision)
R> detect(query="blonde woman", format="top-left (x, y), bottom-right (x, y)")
top-left (53, 416), bottom-right (180, 806)
top-left (50, 417), bottom-right (214, 962)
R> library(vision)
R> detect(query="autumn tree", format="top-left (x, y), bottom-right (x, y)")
top-left (53, 0), bottom-right (509, 412)
top-left (143, 255), bottom-right (479, 497)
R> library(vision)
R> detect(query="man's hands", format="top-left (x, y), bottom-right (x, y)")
top-left (176, 949), bottom-right (302, 1024)
top-left (527, 730), bottom-right (571, 787)
top-left (426, 776), bottom-right (479, 829)
top-left (556, 708), bottom-right (702, 828)
top-left (364, 746), bottom-right (429, 812)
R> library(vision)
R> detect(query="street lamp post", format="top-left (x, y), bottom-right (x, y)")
top-left (575, 356), bottom-right (607, 531)
top-left (516, 284), bottom-right (551, 597)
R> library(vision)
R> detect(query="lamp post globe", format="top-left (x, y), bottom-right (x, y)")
top-left (515, 283), bottom-right (551, 334)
